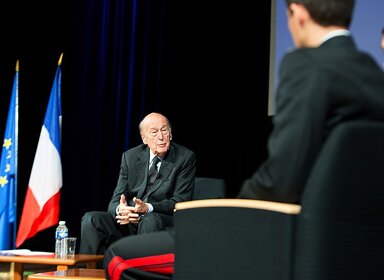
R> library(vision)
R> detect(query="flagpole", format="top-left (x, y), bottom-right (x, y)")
top-left (13, 60), bottom-right (19, 249)
top-left (0, 60), bottom-right (19, 249)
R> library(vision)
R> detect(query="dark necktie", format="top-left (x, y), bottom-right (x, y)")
top-left (148, 156), bottom-right (160, 186)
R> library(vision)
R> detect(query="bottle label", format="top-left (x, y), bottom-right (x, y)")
top-left (56, 231), bottom-right (68, 239)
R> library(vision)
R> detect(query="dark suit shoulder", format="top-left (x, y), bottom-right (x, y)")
top-left (123, 144), bottom-right (147, 155)
top-left (171, 141), bottom-right (193, 151)
top-left (120, 144), bottom-right (149, 165)
top-left (283, 36), bottom-right (359, 66)
top-left (170, 142), bottom-right (195, 156)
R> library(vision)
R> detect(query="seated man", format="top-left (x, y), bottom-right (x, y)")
top-left (79, 112), bottom-right (196, 259)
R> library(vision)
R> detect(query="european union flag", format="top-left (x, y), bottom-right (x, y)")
top-left (0, 61), bottom-right (18, 250)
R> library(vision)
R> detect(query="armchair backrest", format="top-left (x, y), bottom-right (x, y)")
top-left (193, 177), bottom-right (226, 200)
top-left (294, 121), bottom-right (384, 280)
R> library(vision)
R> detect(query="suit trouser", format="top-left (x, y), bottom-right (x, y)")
top-left (104, 229), bottom-right (174, 280)
top-left (79, 211), bottom-right (173, 255)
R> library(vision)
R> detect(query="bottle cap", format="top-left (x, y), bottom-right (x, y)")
top-left (59, 221), bottom-right (66, 225)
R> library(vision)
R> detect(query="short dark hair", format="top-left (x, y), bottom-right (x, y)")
top-left (285, 0), bottom-right (355, 28)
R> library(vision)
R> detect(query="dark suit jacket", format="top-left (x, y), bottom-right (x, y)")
top-left (108, 142), bottom-right (196, 216)
top-left (238, 35), bottom-right (384, 203)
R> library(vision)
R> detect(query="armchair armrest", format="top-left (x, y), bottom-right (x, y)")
top-left (175, 198), bottom-right (301, 215)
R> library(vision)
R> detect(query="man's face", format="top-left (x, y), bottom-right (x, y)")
top-left (141, 115), bottom-right (172, 157)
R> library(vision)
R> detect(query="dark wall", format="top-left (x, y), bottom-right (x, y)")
top-left (0, 1), bottom-right (273, 251)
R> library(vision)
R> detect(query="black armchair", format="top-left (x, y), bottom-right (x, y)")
top-left (173, 121), bottom-right (384, 280)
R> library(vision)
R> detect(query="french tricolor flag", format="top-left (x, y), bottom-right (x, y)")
top-left (16, 54), bottom-right (63, 248)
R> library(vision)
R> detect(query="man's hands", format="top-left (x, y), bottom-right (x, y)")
top-left (115, 195), bottom-right (149, 225)
top-left (133, 197), bottom-right (149, 213)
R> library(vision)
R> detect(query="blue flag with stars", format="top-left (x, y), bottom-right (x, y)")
top-left (0, 62), bottom-right (18, 250)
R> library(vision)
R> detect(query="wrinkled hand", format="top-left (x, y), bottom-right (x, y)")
top-left (116, 194), bottom-right (140, 224)
top-left (133, 197), bottom-right (149, 214)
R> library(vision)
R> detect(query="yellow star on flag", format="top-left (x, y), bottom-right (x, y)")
top-left (3, 138), bottom-right (12, 150)
top-left (0, 175), bottom-right (8, 187)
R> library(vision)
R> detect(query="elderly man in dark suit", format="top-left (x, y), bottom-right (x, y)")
top-left (79, 112), bottom-right (196, 255)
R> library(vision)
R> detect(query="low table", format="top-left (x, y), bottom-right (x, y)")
top-left (0, 254), bottom-right (104, 280)
top-left (27, 268), bottom-right (106, 279)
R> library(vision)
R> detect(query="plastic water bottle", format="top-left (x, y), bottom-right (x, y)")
top-left (55, 221), bottom-right (69, 257)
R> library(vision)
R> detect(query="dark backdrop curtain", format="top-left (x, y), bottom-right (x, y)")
top-left (62, 0), bottom-right (182, 245)
top-left (64, 0), bottom-right (175, 211)
top-left (0, 0), bottom-right (272, 250)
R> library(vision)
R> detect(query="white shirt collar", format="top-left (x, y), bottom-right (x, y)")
top-left (149, 151), bottom-right (162, 164)
top-left (320, 29), bottom-right (350, 45)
